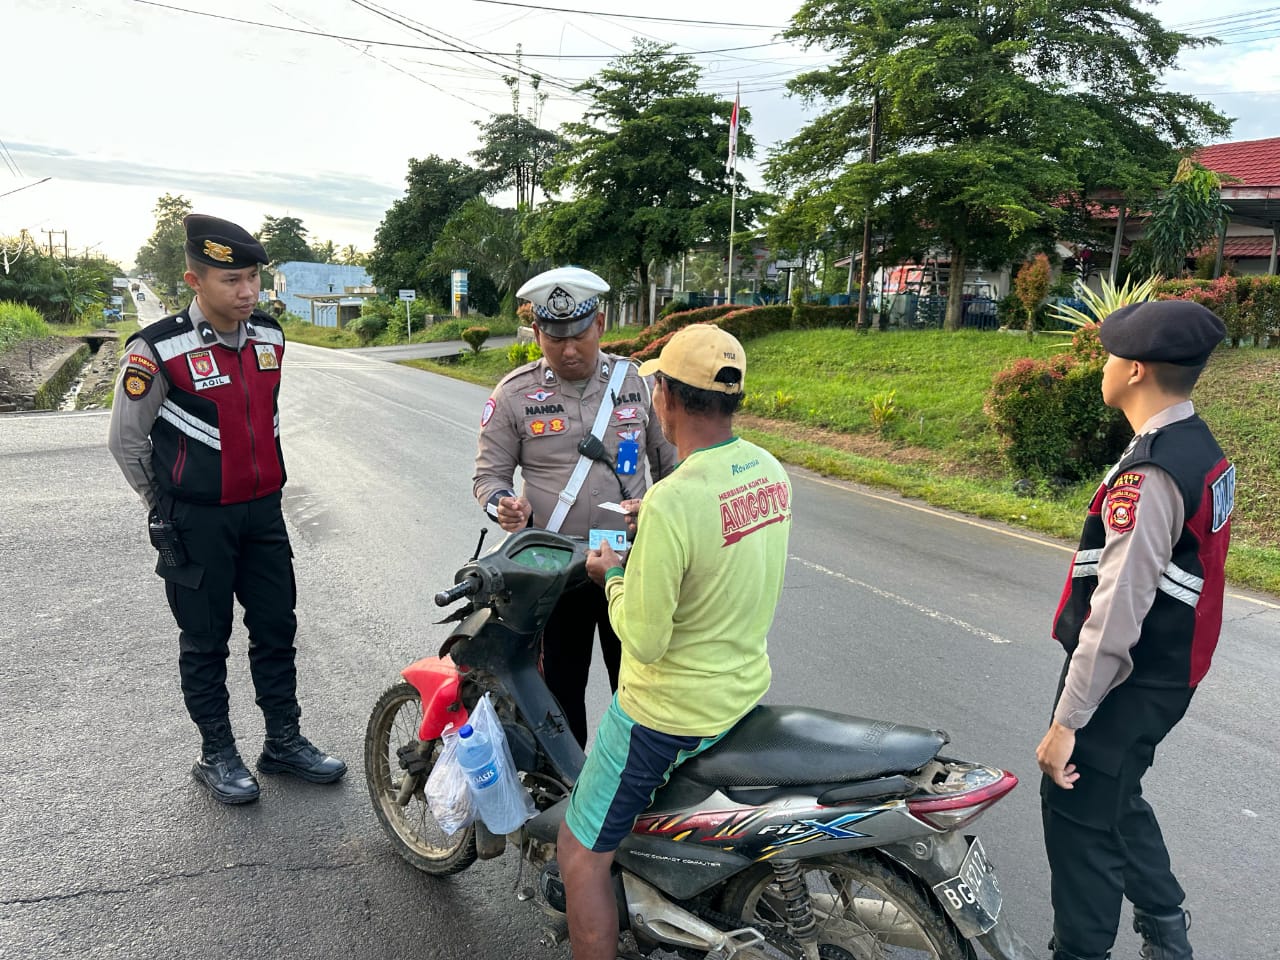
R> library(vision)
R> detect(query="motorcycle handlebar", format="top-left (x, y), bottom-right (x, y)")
top-left (434, 576), bottom-right (478, 607)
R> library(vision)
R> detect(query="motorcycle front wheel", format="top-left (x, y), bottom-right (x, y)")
top-left (364, 681), bottom-right (477, 876)
top-left (717, 851), bottom-right (974, 960)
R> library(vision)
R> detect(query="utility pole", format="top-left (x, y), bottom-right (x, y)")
top-left (856, 93), bottom-right (881, 332)
top-left (41, 228), bottom-right (68, 260)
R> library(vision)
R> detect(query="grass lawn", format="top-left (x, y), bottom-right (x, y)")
top-left (408, 328), bottom-right (1278, 595)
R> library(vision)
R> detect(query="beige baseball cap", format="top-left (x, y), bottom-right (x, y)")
top-left (638, 323), bottom-right (745, 394)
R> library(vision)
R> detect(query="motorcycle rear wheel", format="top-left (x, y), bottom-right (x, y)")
top-left (717, 851), bottom-right (974, 960)
top-left (364, 681), bottom-right (477, 876)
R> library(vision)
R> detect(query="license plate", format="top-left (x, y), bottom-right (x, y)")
top-left (932, 838), bottom-right (1002, 936)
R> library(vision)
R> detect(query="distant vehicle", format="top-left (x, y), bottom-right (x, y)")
top-left (130, 282), bottom-right (140, 292)
top-left (137, 292), bottom-right (145, 300)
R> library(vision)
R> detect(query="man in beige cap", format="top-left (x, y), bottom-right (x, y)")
top-left (557, 323), bottom-right (794, 960)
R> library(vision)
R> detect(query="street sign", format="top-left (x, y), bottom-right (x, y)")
top-left (398, 289), bottom-right (416, 302)
top-left (110, 296), bottom-right (123, 306)
top-left (451, 270), bottom-right (469, 295)
top-left (112, 277), bottom-right (129, 289)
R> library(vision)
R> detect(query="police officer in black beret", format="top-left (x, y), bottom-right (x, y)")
top-left (108, 214), bottom-right (345, 805)
top-left (1037, 300), bottom-right (1232, 960)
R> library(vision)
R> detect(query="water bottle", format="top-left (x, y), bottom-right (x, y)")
top-left (456, 723), bottom-right (524, 833)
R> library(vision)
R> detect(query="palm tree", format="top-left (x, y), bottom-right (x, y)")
top-left (428, 198), bottom-right (550, 317)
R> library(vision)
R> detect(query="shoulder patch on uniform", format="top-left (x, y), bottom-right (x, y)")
top-left (1104, 485), bottom-right (1140, 533)
top-left (1211, 463), bottom-right (1235, 533)
top-left (480, 397), bottom-right (496, 428)
top-left (1113, 472), bottom-right (1145, 489)
top-left (127, 353), bottom-right (159, 375)
top-left (123, 369), bottom-right (153, 400)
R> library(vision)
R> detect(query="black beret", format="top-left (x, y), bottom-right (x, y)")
top-left (183, 214), bottom-right (268, 269)
top-left (1098, 299), bottom-right (1226, 366)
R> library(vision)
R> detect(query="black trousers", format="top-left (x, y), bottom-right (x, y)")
top-left (1042, 665), bottom-right (1194, 959)
top-left (540, 579), bottom-right (620, 748)
top-left (160, 491), bottom-right (298, 728)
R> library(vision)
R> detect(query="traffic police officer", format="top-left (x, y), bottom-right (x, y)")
top-left (1037, 301), bottom-right (1232, 960)
top-left (473, 266), bottom-right (677, 746)
top-left (108, 214), bottom-right (345, 805)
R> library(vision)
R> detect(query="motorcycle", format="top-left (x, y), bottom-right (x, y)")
top-left (365, 528), bottom-right (1038, 959)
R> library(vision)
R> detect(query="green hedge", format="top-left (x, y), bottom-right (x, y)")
top-left (792, 303), bottom-right (858, 330)
top-left (1156, 275), bottom-right (1280, 346)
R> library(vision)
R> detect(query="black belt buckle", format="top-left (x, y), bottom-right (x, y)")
top-left (148, 511), bottom-right (188, 568)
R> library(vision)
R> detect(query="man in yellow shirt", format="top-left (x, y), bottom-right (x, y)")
top-left (557, 324), bottom-right (794, 960)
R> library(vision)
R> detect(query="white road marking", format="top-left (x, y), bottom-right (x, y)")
top-left (789, 555), bottom-right (1013, 644)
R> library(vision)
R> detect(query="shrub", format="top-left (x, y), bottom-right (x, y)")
top-left (791, 303), bottom-right (857, 329)
top-left (1240, 276), bottom-right (1280, 345)
top-left (719, 305), bottom-right (793, 340)
top-left (462, 325), bottom-right (491, 355)
top-left (1013, 254), bottom-right (1052, 339)
top-left (347, 313), bottom-right (387, 346)
top-left (985, 354), bottom-right (1129, 481)
top-left (517, 302), bottom-right (536, 325)
top-left (1155, 275), bottom-right (1245, 344)
top-left (868, 390), bottom-right (899, 435)
top-left (506, 340), bottom-right (543, 366)
top-left (0, 300), bottom-right (50, 351)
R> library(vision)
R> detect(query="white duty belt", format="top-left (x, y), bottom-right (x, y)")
top-left (546, 360), bottom-right (633, 533)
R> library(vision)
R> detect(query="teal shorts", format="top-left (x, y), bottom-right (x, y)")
top-left (565, 696), bottom-right (725, 853)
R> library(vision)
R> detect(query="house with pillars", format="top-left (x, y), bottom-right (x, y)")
top-left (1101, 136), bottom-right (1280, 281)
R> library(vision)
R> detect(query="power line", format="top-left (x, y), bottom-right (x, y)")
top-left (464, 0), bottom-right (782, 29)
top-left (0, 138), bottom-right (20, 178)
top-left (265, 1), bottom-right (494, 111)
top-left (130, 1), bottom-right (789, 59)
top-left (349, 0), bottom-right (581, 95)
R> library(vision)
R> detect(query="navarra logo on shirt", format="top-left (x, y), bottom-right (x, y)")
top-left (718, 476), bottom-right (791, 546)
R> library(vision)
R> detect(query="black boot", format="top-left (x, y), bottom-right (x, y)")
top-left (258, 709), bottom-right (346, 784)
top-left (1133, 907), bottom-right (1192, 960)
top-left (192, 721), bottom-right (260, 804)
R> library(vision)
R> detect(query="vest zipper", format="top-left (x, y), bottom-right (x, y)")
top-left (237, 347), bottom-right (261, 498)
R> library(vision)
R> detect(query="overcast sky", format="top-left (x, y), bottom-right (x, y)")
top-left (2, 0), bottom-right (1277, 267)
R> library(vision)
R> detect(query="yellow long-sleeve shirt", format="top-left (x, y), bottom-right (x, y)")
top-left (604, 437), bottom-right (793, 737)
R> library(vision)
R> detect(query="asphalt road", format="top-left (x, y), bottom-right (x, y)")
top-left (1, 340), bottom-right (1276, 960)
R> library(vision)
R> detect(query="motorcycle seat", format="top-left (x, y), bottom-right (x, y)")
top-left (677, 705), bottom-right (948, 788)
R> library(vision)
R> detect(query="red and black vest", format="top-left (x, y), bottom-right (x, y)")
top-left (131, 309), bottom-right (287, 505)
top-left (1052, 414), bottom-right (1233, 689)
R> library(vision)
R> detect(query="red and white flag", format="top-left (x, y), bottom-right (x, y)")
top-left (725, 86), bottom-right (740, 173)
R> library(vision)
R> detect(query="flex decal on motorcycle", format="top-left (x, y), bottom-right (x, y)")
top-left (756, 810), bottom-right (879, 856)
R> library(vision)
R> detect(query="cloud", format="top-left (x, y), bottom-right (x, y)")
top-left (7, 142), bottom-right (403, 222)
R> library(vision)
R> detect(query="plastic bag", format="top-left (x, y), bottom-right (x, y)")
top-left (463, 693), bottom-right (537, 834)
top-left (425, 724), bottom-right (474, 835)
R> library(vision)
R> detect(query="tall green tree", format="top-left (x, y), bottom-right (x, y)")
top-left (368, 155), bottom-right (489, 295)
top-left (771, 0), bottom-right (1231, 329)
top-left (135, 193), bottom-right (192, 297)
top-left (310, 239), bottom-right (337, 263)
top-left (257, 215), bottom-right (315, 264)
top-left (527, 39), bottom-right (760, 323)
top-left (428, 198), bottom-right (549, 318)
top-left (337, 244), bottom-right (367, 267)
top-left (472, 71), bottom-right (564, 209)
